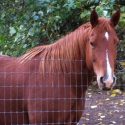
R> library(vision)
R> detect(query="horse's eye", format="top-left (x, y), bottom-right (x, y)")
top-left (90, 42), bottom-right (95, 48)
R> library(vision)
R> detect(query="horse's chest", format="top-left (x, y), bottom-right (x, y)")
top-left (27, 86), bottom-right (84, 124)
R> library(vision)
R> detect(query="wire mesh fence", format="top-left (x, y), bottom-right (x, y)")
top-left (0, 57), bottom-right (124, 125)
top-left (0, 57), bottom-right (90, 125)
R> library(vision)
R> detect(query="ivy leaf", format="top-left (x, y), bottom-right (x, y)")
top-left (9, 27), bottom-right (16, 36)
top-left (111, 89), bottom-right (122, 95)
top-left (80, 11), bottom-right (90, 20)
top-left (120, 61), bottom-right (125, 68)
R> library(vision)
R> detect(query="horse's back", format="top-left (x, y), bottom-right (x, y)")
top-left (0, 55), bottom-right (30, 124)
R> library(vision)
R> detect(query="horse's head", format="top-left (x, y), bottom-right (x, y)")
top-left (86, 9), bottom-right (120, 90)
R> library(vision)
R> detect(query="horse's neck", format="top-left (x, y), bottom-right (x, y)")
top-left (38, 23), bottom-right (92, 75)
top-left (48, 24), bottom-right (91, 75)
top-left (55, 25), bottom-right (90, 61)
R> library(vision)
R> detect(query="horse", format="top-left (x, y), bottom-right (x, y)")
top-left (0, 9), bottom-right (120, 125)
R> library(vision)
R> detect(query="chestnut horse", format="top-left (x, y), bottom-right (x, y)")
top-left (0, 10), bottom-right (120, 125)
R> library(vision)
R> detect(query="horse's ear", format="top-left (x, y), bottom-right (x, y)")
top-left (110, 10), bottom-right (120, 27)
top-left (90, 9), bottom-right (98, 27)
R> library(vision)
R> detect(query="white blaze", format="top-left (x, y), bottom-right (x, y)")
top-left (104, 32), bottom-right (114, 87)
top-left (105, 32), bottom-right (109, 40)
top-left (105, 50), bottom-right (113, 87)
top-left (96, 50), bottom-right (113, 89)
top-left (106, 50), bottom-right (112, 77)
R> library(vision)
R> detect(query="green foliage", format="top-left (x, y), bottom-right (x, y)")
top-left (0, 0), bottom-right (125, 58)
top-left (117, 6), bottom-right (125, 60)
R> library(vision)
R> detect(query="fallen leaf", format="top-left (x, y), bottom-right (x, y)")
top-left (86, 113), bottom-right (90, 116)
top-left (120, 61), bottom-right (125, 67)
top-left (105, 98), bottom-right (110, 101)
top-left (98, 118), bottom-right (102, 121)
top-left (111, 89), bottom-right (122, 95)
top-left (110, 93), bottom-right (116, 97)
top-left (98, 113), bottom-right (102, 116)
top-left (120, 115), bottom-right (123, 118)
top-left (100, 115), bottom-right (105, 118)
top-left (110, 121), bottom-right (116, 124)
top-left (86, 118), bottom-right (89, 120)
top-left (91, 105), bottom-right (97, 109)
top-left (88, 95), bottom-right (92, 98)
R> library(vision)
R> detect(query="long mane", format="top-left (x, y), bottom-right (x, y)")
top-left (18, 23), bottom-right (91, 64)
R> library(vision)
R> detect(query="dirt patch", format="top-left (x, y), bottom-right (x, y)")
top-left (79, 88), bottom-right (125, 125)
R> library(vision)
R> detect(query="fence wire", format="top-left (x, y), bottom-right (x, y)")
top-left (0, 58), bottom-right (124, 125)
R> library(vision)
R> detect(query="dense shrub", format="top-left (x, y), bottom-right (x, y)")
top-left (0, 0), bottom-right (125, 58)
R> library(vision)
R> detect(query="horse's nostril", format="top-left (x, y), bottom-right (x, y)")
top-left (100, 77), bottom-right (104, 84)
top-left (113, 76), bottom-right (116, 84)
top-left (100, 76), bottom-right (116, 84)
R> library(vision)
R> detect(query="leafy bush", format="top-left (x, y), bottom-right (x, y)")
top-left (0, 0), bottom-right (125, 58)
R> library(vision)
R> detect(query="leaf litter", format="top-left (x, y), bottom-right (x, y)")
top-left (79, 87), bottom-right (125, 125)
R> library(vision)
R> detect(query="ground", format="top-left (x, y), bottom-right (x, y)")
top-left (79, 87), bottom-right (125, 125)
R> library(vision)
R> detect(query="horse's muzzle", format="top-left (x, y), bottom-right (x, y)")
top-left (100, 76), bottom-right (116, 90)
